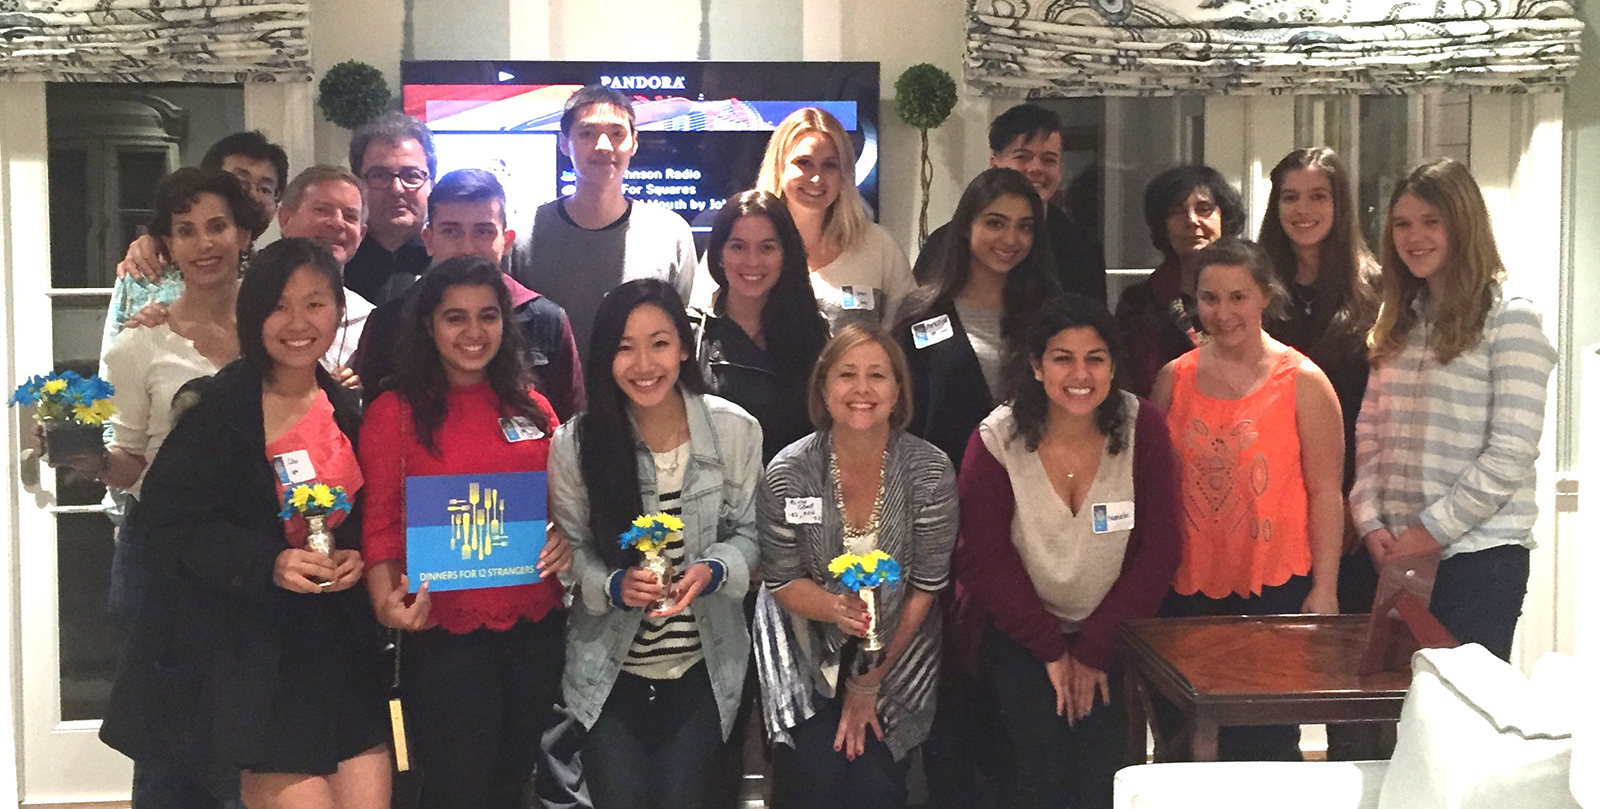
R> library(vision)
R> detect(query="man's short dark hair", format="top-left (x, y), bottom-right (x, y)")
top-left (201, 130), bottom-right (289, 200)
top-left (349, 112), bottom-right (437, 179)
top-left (428, 168), bottom-right (508, 227)
top-left (559, 85), bottom-right (636, 137)
top-left (988, 103), bottom-right (1063, 154)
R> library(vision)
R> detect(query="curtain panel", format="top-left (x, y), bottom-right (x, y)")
top-left (0, 1), bottom-right (310, 83)
top-left (966, 0), bottom-right (1582, 96)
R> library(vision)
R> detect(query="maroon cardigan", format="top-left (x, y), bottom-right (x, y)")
top-left (950, 399), bottom-right (1181, 672)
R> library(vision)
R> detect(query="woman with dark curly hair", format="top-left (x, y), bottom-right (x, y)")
top-left (952, 294), bottom-right (1181, 809)
top-left (1113, 164), bottom-right (1246, 397)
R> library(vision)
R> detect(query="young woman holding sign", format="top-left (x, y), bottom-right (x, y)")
top-left (358, 256), bottom-right (573, 809)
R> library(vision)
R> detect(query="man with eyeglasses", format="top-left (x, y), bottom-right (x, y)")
top-left (343, 112), bottom-right (436, 305)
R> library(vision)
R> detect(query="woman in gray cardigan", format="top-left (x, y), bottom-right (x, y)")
top-left (548, 279), bottom-right (761, 809)
top-left (756, 324), bottom-right (959, 809)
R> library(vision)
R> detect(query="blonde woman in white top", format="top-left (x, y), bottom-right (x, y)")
top-left (756, 107), bottom-right (915, 332)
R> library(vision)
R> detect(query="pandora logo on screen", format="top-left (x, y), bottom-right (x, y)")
top-left (600, 75), bottom-right (688, 91)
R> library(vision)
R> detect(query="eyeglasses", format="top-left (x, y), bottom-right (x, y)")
top-left (228, 171), bottom-right (279, 201)
top-left (362, 167), bottom-right (430, 190)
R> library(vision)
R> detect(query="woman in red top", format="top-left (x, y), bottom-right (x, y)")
top-left (359, 256), bottom-right (574, 809)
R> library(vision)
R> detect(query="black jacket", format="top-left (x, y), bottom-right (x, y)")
top-left (99, 361), bottom-right (380, 794)
top-left (691, 310), bottom-right (815, 465)
top-left (898, 300), bottom-right (996, 471)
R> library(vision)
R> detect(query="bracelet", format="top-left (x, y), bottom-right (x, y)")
top-left (845, 677), bottom-right (880, 696)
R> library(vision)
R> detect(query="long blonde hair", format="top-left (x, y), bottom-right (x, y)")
top-left (756, 107), bottom-right (869, 255)
top-left (1369, 158), bottom-right (1503, 364)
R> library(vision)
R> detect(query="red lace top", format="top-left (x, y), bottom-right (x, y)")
top-left (1166, 348), bottom-right (1312, 598)
top-left (265, 390), bottom-right (364, 547)
top-left (359, 382), bottom-right (564, 633)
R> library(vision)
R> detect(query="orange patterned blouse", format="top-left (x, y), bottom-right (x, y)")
top-left (1166, 348), bottom-right (1311, 598)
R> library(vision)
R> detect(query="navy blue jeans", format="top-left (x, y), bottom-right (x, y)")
top-left (1430, 544), bottom-right (1530, 662)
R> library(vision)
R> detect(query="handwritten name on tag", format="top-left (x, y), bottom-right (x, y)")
top-left (1092, 501), bottom-right (1135, 534)
top-left (841, 285), bottom-right (876, 311)
top-left (911, 314), bottom-right (954, 349)
top-left (272, 449), bottom-right (316, 485)
top-left (785, 497), bottom-right (823, 525)
top-left (500, 416), bottom-right (546, 443)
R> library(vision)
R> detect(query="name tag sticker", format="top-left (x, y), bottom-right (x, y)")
top-left (272, 450), bottom-right (316, 485)
top-left (500, 416), bottom-right (546, 443)
top-left (785, 497), bottom-right (824, 525)
top-left (841, 285), bottom-right (876, 311)
top-left (911, 314), bottom-right (955, 349)
top-left (1092, 501), bottom-right (1135, 534)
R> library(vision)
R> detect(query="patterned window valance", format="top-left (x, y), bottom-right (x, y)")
top-left (966, 0), bottom-right (1583, 96)
top-left (0, 1), bottom-right (311, 84)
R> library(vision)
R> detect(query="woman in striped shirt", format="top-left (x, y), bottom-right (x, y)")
top-left (757, 325), bottom-right (958, 808)
top-left (1351, 159), bottom-right (1557, 661)
top-left (548, 279), bottom-right (762, 809)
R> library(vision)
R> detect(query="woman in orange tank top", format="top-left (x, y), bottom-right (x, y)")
top-left (1150, 238), bottom-right (1345, 761)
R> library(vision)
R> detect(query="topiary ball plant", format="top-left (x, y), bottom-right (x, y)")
top-left (318, 60), bottom-right (392, 131)
top-left (893, 63), bottom-right (958, 244)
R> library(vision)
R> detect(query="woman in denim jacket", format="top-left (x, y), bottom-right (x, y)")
top-left (548, 279), bottom-right (762, 809)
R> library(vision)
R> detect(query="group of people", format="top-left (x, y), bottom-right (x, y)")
top-left (56, 82), bottom-right (1556, 809)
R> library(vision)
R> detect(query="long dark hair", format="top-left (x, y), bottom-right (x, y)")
top-left (705, 190), bottom-right (828, 379)
top-left (579, 279), bottom-right (708, 569)
top-left (1258, 147), bottom-right (1380, 358)
top-left (1006, 294), bottom-right (1129, 454)
top-left (898, 168), bottom-right (1060, 340)
top-left (237, 238), bottom-right (345, 378)
top-left (393, 256), bottom-right (546, 455)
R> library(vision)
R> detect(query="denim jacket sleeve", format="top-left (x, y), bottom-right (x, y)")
top-left (549, 420), bottom-right (612, 616)
top-left (693, 400), bottom-right (762, 599)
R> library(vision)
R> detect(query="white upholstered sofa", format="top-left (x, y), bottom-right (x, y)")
top-left (1113, 644), bottom-right (1584, 809)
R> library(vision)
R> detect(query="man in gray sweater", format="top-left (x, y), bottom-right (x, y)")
top-left (508, 85), bottom-right (696, 363)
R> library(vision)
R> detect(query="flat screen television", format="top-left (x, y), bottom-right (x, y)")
top-left (401, 60), bottom-right (881, 236)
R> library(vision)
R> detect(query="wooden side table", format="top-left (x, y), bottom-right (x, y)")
top-left (1121, 615), bottom-right (1412, 763)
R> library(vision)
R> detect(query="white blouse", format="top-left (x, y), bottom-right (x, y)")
top-left (101, 324), bottom-right (220, 498)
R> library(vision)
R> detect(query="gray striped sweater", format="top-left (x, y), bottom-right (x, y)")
top-left (1350, 288), bottom-right (1556, 558)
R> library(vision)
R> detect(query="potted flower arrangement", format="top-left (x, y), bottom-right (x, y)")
top-left (10, 370), bottom-right (115, 461)
top-left (280, 481), bottom-right (353, 557)
top-left (620, 512), bottom-right (685, 612)
top-left (828, 550), bottom-right (902, 652)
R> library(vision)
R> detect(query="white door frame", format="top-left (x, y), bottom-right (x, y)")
top-left (1, 80), bottom-right (316, 807)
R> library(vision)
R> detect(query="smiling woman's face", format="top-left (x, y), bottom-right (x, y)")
top-left (822, 339), bottom-right (898, 433)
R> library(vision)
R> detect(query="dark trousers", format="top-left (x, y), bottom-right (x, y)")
top-left (980, 628), bottom-right (1124, 809)
top-left (131, 761), bottom-right (222, 809)
top-left (769, 695), bottom-right (908, 809)
top-left (402, 615), bottom-right (566, 809)
top-left (706, 593), bottom-right (760, 809)
top-left (1327, 547), bottom-right (1389, 761)
top-left (1430, 544), bottom-right (1530, 662)
top-left (922, 666), bottom-right (998, 809)
top-left (583, 662), bottom-right (724, 809)
top-left (1158, 575), bottom-right (1311, 762)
